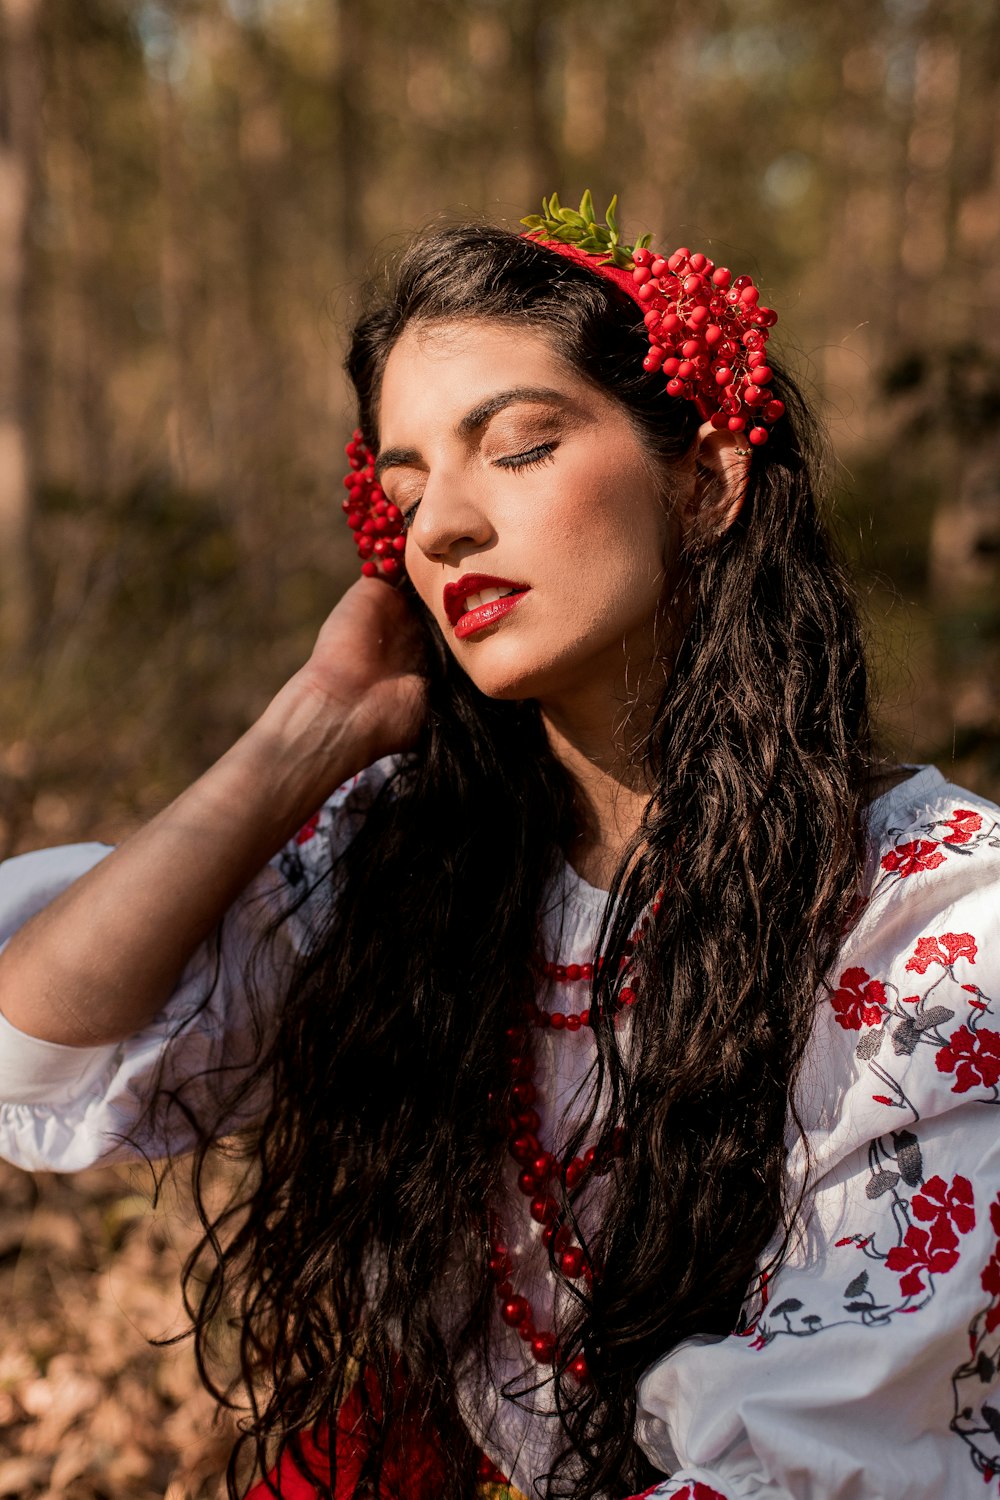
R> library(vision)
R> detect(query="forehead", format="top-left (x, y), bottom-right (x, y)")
top-left (377, 319), bottom-right (582, 438)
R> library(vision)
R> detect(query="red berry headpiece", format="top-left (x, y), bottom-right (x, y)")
top-left (342, 191), bottom-right (783, 582)
top-left (341, 430), bottom-right (407, 581)
top-left (521, 191), bottom-right (784, 444)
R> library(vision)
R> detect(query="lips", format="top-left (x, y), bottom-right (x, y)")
top-left (443, 573), bottom-right (530, 631)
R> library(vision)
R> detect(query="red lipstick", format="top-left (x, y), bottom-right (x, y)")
top-left (443, 573), bottom-right (530, 639)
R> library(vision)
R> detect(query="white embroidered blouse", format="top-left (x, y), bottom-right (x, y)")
top-left (1, 761), bottom-right (1000, 1500)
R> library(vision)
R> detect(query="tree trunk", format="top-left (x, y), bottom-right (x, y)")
top-left (0, 0), bottom-right (41, 655)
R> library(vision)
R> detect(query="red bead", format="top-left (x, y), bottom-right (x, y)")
top-left (512, 1080), bottom-right (536, 1107)
top-left (566, 963), bottom-right (581, 981)
top-left (531, 1332), bottom-right (557, 1363)
top-left (749, 427), bottom-right (769, 445)
top-left (651, 257), bottom-right (668, 277)
top-left (565, 1157), bottom-right (585, 1189)
top-left (643, 309), bottom-right (661, 329)
top-left (764, 399), bottom-right (785, 421)
top-left (632, 247), bottom-right (653, 267)
top-left (511, 1133), bottom-right (539, 1164)
top-left (686, 305), bottom-right (710, 328)
top-left (530, 1195), bottom-right (557, 1224)
top-left (642, 348), bottom-right (665, 373)
top-left (501, 1296), bottom-right (530, 1327)
top-left (749, 365), bottom-right (773, 385)
top-left (391, 535), bottom-right (406, 553)
top-left (632, 265), bottom-right (652, 285)
top-left (637, 283), bottom-right (655, 302)
top-left (532, 1152), bottom-right (554, 1179)
top-left (660, 312), bottom-right (682, 335)
top-left (662, 357), bottom-right (680, 378)
top-left (550, 1012), bottom-right (566, 1030)
top-left (381, 558), bottom-right (400, 578)
top-left (517, 1169), bottom-right (537, 1195)
top-left (517, 1319), bottom-right (536, 1342)
top-left (361, 561), bottom-right (377, 577)
top-left (560, 1247), bottom-right (585, 1278)
top-left (739, 285), bottom-right (760, 306)
top-left (566, 1015), bottom-right (581, 1031)
top-left (704, 324), bottom-right (723, 346)
top-left (677, 360), bottom-right (694, 379)
top-left (714, 365), bottom-right (733, 386)
top-left (568, 1354), bottom-right (590, 1383)
top-left (580, 1009), bottom-right (590, 1025)
top-left (517, 1108), bottom-right (540, 1132)
top-left (688, 252), bottom-right (707, 273)
top-left (712, 266), bottom-right (732, 288)
top-left (619, 986), bottom-right (636, 1006)
top-left (727, 416), bottom-right (746, 432)
top-left (666, 249), bottom-right (689, 272)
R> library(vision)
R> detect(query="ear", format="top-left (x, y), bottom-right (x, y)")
top-left (680, 419), bottom-right (751, 547)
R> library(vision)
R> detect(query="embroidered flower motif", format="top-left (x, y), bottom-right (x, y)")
top-left (830, 966), bottom-right (888, 1030)
top-left (912, 1173), bottom-right (976, 1234)
top-left (935, 1026), bottom-right (1000, 1093)
top-left (942, 808), bottom-right (984, 845)
top-left (295, 811), bottom-right (321, 845)
top-left (905, 931), bottom-right (978, 975)
top-left (885, 1174), bottom-right (975, 1297)
top-left (981, 1196), bottom-right (1000, 1336)
top-left (880, 839), bottom-right (947, 877)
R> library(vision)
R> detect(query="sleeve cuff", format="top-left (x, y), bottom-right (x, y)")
top-left (0, 1004), bottom-right (118, 1106)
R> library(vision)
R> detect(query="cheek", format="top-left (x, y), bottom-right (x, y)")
top-left (534, 460), bottom-right (673, 601)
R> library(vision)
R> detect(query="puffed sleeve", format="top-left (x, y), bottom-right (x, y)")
top-left (0, 757), bottom-right (397, 1173)
top-left (628, 770), bottom-right (1000, 1500)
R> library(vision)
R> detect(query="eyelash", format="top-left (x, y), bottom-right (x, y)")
top-left (398, 442), bottom-right (557, 531)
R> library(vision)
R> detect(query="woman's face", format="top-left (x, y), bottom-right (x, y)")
top-left (375, 319), bottom-right (684, 706)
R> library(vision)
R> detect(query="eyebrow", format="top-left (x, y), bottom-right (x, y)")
top-left (373, 386), bottom-right (572, 482)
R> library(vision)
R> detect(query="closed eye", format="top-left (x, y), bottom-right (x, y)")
top-left (397, 442), bottom-right (558, 531)
top-left (494, 442), bottom-right (557, 472)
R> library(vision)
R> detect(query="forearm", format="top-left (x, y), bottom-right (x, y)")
top-left (0, 675), bottom-right (368, 1047)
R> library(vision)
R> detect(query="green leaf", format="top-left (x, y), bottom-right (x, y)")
top-left (605, 194), bottom-right (619, 235)
top-left (551, 224), bottom-right (579, 242)
top-left (540, 196), bottom-right (550, 220)
top-left (548, 191), bottom-right (562, 216)
top-left (579, 188), bottom-right (596, 225)
top-left (635, 232), bottom-right (652, 249)
top-left (578, 234), bottom-right (605, 251)
top-left (520, 215), bottom-right (545, 230)
top-left (558, 207), bottom-right (587, 227)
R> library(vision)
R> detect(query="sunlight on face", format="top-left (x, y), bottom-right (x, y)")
top-left (376, 320), bottom-right (684, 707)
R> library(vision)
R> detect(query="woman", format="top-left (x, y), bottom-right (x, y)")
top-left (1, 194), bottom-right (999, 1500)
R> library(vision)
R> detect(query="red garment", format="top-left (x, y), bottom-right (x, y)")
top-left (242, 1369), bottom-right (451, 1500)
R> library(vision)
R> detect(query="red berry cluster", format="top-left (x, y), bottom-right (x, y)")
top-left (632, 247), bottom-right (785, 446)
top-left (341, 428), bottom-right (406, 581)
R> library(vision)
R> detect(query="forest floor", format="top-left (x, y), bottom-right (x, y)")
top-left (0, 1158), bottom-right (241, 1500)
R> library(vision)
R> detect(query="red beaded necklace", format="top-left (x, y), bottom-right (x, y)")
top-left (486, 895), bottom-right (661, 1384)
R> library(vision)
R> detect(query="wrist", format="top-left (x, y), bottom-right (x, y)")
top-left (244, 671), bottom-right (372, 815)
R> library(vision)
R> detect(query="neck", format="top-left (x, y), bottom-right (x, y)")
top-left (540, 688), bottom-right (656, 892)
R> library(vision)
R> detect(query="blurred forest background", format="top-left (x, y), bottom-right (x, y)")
top-left (0, 0), bottom-right (999, 1495)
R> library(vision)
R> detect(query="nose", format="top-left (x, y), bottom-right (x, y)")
top-left (407, 467), bottom-right (494, 564)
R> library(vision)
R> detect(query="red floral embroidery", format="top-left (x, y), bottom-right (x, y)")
top-left (935, 1026), bottom-right (1000, 1093)
top-left (295, 811), bottom-right (321, 845)
top-left (885, 1174), bottom-right (975, 1296)
top-left (625, 1485), bottom-right (726, 1500)
top-left (905, 931), bottom-right (978, 975)
top-left (880, 839), bottom-right (947, 877)
top-left (830, 966), bottom-right (887, 1030)
top-left (942, 808), bottom-right (984, 845)
top-left (979, 1195), bottom-right (1000, 1337)
top-left (913, 1173), bottom-right (976, 1234)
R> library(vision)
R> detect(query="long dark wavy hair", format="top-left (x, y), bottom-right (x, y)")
top-left (161, 224), bottom-right (875, 1500)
